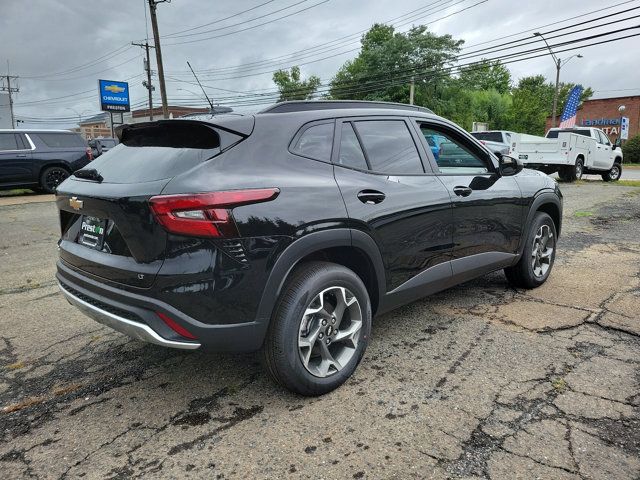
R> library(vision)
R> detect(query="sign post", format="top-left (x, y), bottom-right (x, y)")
top-left (620, 116), bottom-right (629, 141)
top-left (98, 80), bottom-right (130, 138)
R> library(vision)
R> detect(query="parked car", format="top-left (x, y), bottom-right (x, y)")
top-left (511, 127), bottom-right (623, 182)
top-left (470, 130), bottom-right (515, 155)
top-left (88, 137), bottom-right (118, 158)
top-left (0, 129), bottom-right (93, 193)
top-left (55, 100), bottom-right (562, 396)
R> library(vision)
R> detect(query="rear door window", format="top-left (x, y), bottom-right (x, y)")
top-left (0, 133), bottom-right (19, 151)
top-left (337, 123), bottom-right (368, 170)
top-left (291, 123), bottom-right (334, 162)
top-left (36, 133), bottom-right (86, 148)
top-left (471, 132), bottom-right (503, 143)
top-left (352, 120), bottom-right (423, 174)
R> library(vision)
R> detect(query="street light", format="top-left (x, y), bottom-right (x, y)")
top-left (534, 32), bottom-right (583, 128)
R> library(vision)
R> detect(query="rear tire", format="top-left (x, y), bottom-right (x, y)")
top-left (601, 162), bottom-right (622, 182)
top-left (559, 157), bottom-right (583, 182)
top-left (505, 212), bottom-right (557, 289)
top-left (39, 166), bottom-right (70, 193)
top-left (262, 261), bottom-right (372, 396)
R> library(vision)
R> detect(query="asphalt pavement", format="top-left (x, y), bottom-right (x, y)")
top-left (0, 182), bottom-right (639, 479)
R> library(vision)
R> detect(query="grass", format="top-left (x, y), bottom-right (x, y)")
top-left (574, 211), bottom-right (594, 218)
top-left (551, 378), bottom-right (567, 392)
top-left (623, 163), bottom-right (640, 169)
top-left (0, 189), bottom-right (34, 197)
top-left (617, 180), bottom-right (640, 187)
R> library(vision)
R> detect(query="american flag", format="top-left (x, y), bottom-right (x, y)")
top-left (559, 85), bottom-right (583, 128)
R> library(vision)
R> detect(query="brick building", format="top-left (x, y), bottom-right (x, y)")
top-left (546, 95), bottom-right (640, 141)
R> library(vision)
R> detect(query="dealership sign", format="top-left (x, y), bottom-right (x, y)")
top-left (621, 116), bottom-right (629, 140)
top-left (98, 79), bottom-right (130, 112)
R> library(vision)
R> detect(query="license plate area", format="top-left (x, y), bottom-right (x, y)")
top-left (79, 216), bottom-right (107, 250)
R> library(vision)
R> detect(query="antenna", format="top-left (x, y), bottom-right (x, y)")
top-left (187, 61), bottom-right (214, 112)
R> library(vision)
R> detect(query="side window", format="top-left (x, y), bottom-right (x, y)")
top-left (419, 124), bottom-right (490, 174)
top-left (337, 123), bottom-right (368, 170)
top-left (505, 132), bottom-right (512, 144)
top-left (36, 133), bottom-right (86, 148)
top-left (291, 123), bottom-right (334, 162)
top-left (353, 120), bottom-right (423, 174)
top-left (0, 133), bottom-right (19, 151)
top-left (601, 131), bottom-right (611, 145)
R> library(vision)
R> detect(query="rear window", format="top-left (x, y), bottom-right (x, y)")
top-left (99, 138), bottom-right (118, 147)
top-left (471, 132), bottom-right (503, 143)
top-left (546, 129), bottom-right (591, 139)
top-left (85, 121), bottom-right (240, 183)
top-left (36, 132), bottom-right (86, 148)
top-left (291, 123), bottom-right (334, 162)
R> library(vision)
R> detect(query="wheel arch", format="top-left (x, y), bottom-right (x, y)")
top-left (517, 192), bottom-right (563, 257)
top-left (254, 229), bottom-right (386, 335)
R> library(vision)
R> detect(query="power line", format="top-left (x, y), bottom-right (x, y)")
top-left (163, 0), bottom-right (278, 37)
top-left (167, 0), bottom-right (636, 77)
top-left (164, 0), bottom-right (331, 46)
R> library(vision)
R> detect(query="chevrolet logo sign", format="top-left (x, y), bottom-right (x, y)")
top-left (69, 197), bottom-right (83, 211)
top-left (104, 84), bottom-right (125, 94)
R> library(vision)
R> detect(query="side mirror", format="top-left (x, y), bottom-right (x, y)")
top-left (499, 155), bottom-right (524, 176)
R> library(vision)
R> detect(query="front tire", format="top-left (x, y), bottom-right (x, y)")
top-left (262, 261), bottom-right (372, 396)
top-left (601, 162), bottom-right (622, 182)
top-left (40, 166), bottom-right (70, 193)
top-left (505, 212), bottom-right (557, 289)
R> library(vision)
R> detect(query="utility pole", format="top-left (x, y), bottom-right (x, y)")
top-left (132, 41), bottom-right (155, 120)
top-left (409, 76), bottom-right (415, 105)
top-left (1, 74), bottom-right (19, 129)
top-left (148, 0), bottom-right (169, 119)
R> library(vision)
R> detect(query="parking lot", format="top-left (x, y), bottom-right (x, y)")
top-left (0, 181), bottom-right (638, 479)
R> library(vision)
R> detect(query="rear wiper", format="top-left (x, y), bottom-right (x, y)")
top-left (74, 168), bottom-right (103, 183)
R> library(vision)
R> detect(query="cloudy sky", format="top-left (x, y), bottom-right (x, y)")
top-left (2, 0), bottom-right (639, 128)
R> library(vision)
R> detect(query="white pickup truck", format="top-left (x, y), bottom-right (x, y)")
top-left (510, 127), bottom-right (623, 182)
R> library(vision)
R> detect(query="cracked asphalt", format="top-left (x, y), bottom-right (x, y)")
top-left (0, 182), bottom-right (639, 479)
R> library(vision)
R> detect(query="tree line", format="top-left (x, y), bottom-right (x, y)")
top-left (272, 24), bottom-right (593, 136)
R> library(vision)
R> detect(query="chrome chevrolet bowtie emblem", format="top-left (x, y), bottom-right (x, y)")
top-left (69, 196), bottom-right (83, 211)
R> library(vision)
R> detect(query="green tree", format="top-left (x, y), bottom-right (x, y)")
top-left (509, 75), bottom-right (593, 135)
top-left (457, 59), bottom-right (511, 94)
top-left (328, 24), bottom-right (462, 103)
top-left (622, 134), bottom-right (640, 164)
top-left (272, 66), bottom-right (321, 102)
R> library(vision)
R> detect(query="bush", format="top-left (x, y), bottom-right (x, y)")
top-left (622, 134), bottom-right (640, 163)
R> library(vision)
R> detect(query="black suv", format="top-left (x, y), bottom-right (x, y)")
top-left (55, 101), bottom-right (562, 395)
top-left (0, 130), bottom-right (93, 193)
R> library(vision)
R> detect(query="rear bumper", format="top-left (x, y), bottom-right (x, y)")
top-left (59, 282), bottom-right (200, 350)
top-left (56, 261), bottom-right (268, 352)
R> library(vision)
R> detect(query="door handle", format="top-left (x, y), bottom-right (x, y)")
top-left (357, 190), bottom-right (386, 204)
top-left (453, 186), bottom-right (473, 197)
top-left (16, 154), bottom-right (27, 158)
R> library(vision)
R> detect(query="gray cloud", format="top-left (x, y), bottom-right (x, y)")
top-left (3, 0), bottom-right (638, 128)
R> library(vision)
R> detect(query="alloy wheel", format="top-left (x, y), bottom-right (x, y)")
top-left (531, 224), bottom-right (554, 278)
top-left (609, 165), bottom-right (620, 180)
top-left (298, 286), bottom-right (362, 378)
top-left (45, 168), bottom-right (69, 191)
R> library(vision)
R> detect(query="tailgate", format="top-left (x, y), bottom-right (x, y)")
top-left (55, 119), bottom-right (249, 288)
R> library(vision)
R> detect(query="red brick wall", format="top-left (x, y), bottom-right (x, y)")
top-left (545, 95), bottom-right (640, 141)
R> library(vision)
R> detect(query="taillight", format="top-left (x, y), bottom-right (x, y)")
top-left (86, 147), bottom-right (93, 161)
top-left (149, 188), bottom-right (279, 238)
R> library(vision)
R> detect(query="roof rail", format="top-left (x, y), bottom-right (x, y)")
top-left (259, 100), bottom-right (434, 114)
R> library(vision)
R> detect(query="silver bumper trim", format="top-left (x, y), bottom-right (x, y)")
top-left (59, 283), bottom-right (201, 350)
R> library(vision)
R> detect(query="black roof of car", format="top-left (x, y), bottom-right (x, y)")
top-left (259, 100), bottom-right (434, 114)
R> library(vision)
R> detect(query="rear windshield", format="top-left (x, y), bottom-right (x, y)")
top-left (546, 129), bottom-right (591, 139)
top-left (99, 138), bottom-right (117, 147)
top-left (470, 132), bottom-right (503, 142)
top-left (36, 132), bottom-right (86, 148)
top-left (85, 122), bottom-right (241, 183)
